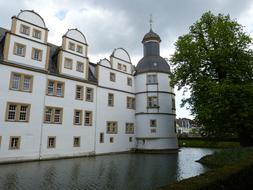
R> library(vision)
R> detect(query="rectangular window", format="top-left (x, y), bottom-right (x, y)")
top-left (110, 137), bottom-right (114, 143)
top-left (32, 48), bottom-right (42, 61)
top-left (129, 137), bottom-right (133, 142)
top-left (122, 65), bottom-right (127, 72)
top-left (14, 42), bottom-right (26, 57)
top-left (150, 120), bottom-right (157, 127)
top-left (117, 63), bottom-right (122, 70)
top-left (47, 137), bottom-right (56, 148)
top-left (127, 77), bottom-right (132, 86)
top-left (76, 61), bottom-right (84, 72)
top-left (76, 45), bottom-right (83, 54)
top-left (10, 72), bottom-right (33, 92)
top-left (9, 136), bottom-right (21, 150)
top-left (151, 129), bottom-right (156, 133)
top-left (73, 137), bottom-right (80, 147)
top-left (73, 110), bottom-right (82, 125)
top-left (147, 96), bottom-right (159, 108)
top-left (84, 111), bottom-right (92, 126)
top-left (110, 72), bottom-right (116, 82)
top-left (20, 24), bottom-right (30, 35)
top-left (64, 58), bottom-right (73, 69)
top-left (108, 93), bottom-right (114, 107)
top-left (68, 42), bottom-right (75, 51)
top-left (46, 80), bottom-right (64, 97)
top-left (75, 85), bottom-right (84, 100)
top-left (0, 136), bottom-right (2, 147)
top-left (6, 102), bottom-right (30, 122)
top-left (106, 121), bottom-right (118, 134)
top-left (44, 107), bottom-right (63, 124)
top-left (86, 87), bottom-right (94, 102)
top-left (32, 29), bottom-right (41, 39)
top-left (126, 123), bottom-right (134, 134)
top-left (99, 133), bottom-right (104, 143)
top-left (127, 97), bottom-right (135, 109)
top-left (147, 74), bottom-right (158, 84)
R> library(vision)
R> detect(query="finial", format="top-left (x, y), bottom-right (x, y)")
top-left (149, 14), bottom-right (153, 30)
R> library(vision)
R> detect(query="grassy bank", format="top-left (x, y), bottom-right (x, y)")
top-left (197, 147), bottom-right (253, 168)
top-left (179, 138), bottom-right (240, 148)
top-left (159, 147), bottom-right (253, 190)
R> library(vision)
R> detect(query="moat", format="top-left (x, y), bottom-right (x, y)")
top-left (0, 148), bottom-right (215, 190)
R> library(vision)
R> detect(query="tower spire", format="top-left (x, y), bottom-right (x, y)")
top-left (149, 14), bottom-right (153, 30)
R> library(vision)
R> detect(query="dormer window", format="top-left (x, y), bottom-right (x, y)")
top-left (32, 48), bottom-right (42, 61)
top-left (32, 29), bottom-right (41, 39)
top-left (122, 65), bottom-right (127, 72)
top-left (110, 72), bottom-right (116, 82)
top-left (117, 63), bottom-right (122, 70)
top-left (14, 43), bottom-right (26, 57)
top-left (68, 42), bottom-right (75, 51)
top-left (76, 45), bottom-right (83, 54)
top-left (64, 58), bottom-right (73, 69)
top-left (76, 61), bottom-right (84, 72)
top-left (20, 24), bottom-right (30, 35)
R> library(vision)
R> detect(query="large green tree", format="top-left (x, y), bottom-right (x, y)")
top-left (170, 11), bottom-right (253, 146)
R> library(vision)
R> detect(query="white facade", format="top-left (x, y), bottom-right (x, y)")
top-left (0, 10), bottom-right (177, 163)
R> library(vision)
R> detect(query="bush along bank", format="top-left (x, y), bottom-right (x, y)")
top-left (158, 147), bottom-right (253, 190)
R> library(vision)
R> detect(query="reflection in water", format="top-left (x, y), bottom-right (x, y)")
top-left (0, 148), bottom-right (215, 190)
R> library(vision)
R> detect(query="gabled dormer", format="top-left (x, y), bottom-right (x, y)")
top-left (57, 29), bottom-right (89, 79)
top-left (110, 48), bottom-right (134, 75)
top-left (3, 10), bottom-right (49, 69)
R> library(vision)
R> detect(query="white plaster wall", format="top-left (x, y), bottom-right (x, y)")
top-left (112, 48), bottom-right (131, 63)
top-left (41, 76), bottom-right (97, 158)
top-left (8, 35), bottom-right (47, 69)
top-left (15, 20), bottom-right (47, 43)
top-left (111, 57), bottom-right (132, 74)
top-left (136, 138), bottom-right (178, 150)
top-left (18, 11), bottom-right (46, 28)
top-left (61, 51), bottom-right (88, 79)
top-left (98, 66), bottom-right (135, 93)
top-left (95, 88), bottom-right (135, 154)
top-left (0, 65), bottom-right (46, 162)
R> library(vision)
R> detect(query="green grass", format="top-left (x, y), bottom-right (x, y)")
top-left (197, 147), bottom-right (253, 168)
top-left (179, 139), bottom-right (240, 148)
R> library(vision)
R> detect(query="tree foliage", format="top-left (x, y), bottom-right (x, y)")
top-left (170, 11), bottom-right (253, 145)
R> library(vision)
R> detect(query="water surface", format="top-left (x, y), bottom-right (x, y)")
top-left (0, 148), bottom-right (215, 190)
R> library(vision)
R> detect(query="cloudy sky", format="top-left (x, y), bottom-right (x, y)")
top-left (1, 0), bottom-right (253, 119)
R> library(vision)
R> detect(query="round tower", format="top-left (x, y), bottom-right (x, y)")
top-left (135, 28), bottom-right (178, 152)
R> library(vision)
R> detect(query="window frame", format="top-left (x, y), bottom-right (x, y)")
top-left (64, 58), bottom-right (73, 69)
top-left (127, 77), bottom-right (132, 86)
top-left (76, 61), bottom-right (84, 73)
top-left (84, 111), bottom-right (92, 126)
top-left (46, 80), bottom-right (65, 97)
top-left (32, 28), bottom-right (42, 39)
top-left (86, 87), bottom-right (94, 102)
top-left (5, 102), bottom-right (31, 122)
top-left (31, 48), bottom-right (43, 61)
top-left (147, 74), bottom-right (158, 84)
top-left (127, 97), bottom-right (135, 109)
top-left (47, 136), bottom-right (56, 148)
top-left (9, 136), bottom-right (21, 150)
top-left (73, 136), bottom-right (81, 147)
top-left (106, 121), bottom-right (118, 134)
top-left (75, 85), bottom-right (84, 100)
top-left (10, 72), bottom-right (33, 92)
top-left (108, 93), bottom-right (114, 107)
top-left (147, 96), bottom-right (159, 108)
top-left (125, 123), bottom-right (134, 134)
top-left (99, 132), bottom-right (104, 143)
top-left (13, 42), bottom-right (26, 57)
top-left (68, 42), bottom-right (75, 51)
top-left (150, 119), bottom-right (157, 127)
top-left (76, 45), bottom-right (83, 54)
top-left (44, 106), bottom-right (63, 124)
top-left (20, 24), bottom-right (30, 35)
top-left (110, 72), bottom-right (116, 82)
top-left (73, 109), bottom-right (83, 125)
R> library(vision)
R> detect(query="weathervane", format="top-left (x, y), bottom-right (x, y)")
top-left (149, 14), bottom-right (153, 30)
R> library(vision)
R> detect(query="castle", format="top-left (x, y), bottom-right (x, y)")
top-left (0, 10), bottom-right (178, 163)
